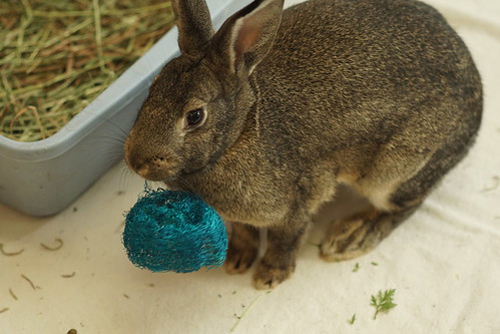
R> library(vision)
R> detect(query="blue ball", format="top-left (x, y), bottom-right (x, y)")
top-left (123, 188), bottom-right (227, 273)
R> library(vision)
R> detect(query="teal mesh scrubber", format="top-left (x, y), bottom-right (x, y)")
top-left (123, 187), bottom-right (227, 273)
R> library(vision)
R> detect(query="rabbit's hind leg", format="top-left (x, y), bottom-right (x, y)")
top-left (225, 223), bottom-right (260, 274)
top-left (319, 200), bottom-right (421, 262)
top-left (319, 121), bottom-right (450, 261)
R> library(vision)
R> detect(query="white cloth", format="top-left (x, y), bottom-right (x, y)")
top-left (1, 0), bottom-right (499, 333)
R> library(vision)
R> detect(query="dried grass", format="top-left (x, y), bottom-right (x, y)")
top-left (0, 0), bottom-right (174, 142)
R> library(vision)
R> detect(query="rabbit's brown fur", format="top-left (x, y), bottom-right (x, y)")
top-left (125, 0), bottom-right (482, 289)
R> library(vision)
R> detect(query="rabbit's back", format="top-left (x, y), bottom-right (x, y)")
top-left (256, 0), bottom-right (482, 171)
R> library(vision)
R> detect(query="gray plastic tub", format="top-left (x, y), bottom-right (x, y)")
top-left (0, 0), bottom-right (250, 217)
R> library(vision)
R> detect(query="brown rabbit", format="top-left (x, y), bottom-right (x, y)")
top-left (124, 0), bottom-right (482, 289)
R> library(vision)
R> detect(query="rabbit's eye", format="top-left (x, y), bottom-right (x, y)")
top-left (185, 108), bottom-right (205, 127)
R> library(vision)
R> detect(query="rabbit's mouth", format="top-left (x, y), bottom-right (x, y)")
top-left (137, 164), bottom-right (176, 182)
top-left (125, 152), bottom-right (181, 183)
top-left (160, 164), bottom-right (214, 192)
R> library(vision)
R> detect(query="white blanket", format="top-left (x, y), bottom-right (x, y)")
top-left (1, 0), bottom-right (499, 333)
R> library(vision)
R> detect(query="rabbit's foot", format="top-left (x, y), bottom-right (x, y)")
top-left (319, 209), bottom-right (384, 262)
top-left (252, 262), bottom-right (294, 290)
top-left (225, 223), bottom-right (259, 274)
top-left (320, 205), bottom-right (419, 261)
top-left (319, 218), bottom-right (375, 262)
top-left (225, 244), bottom-right (258, 274)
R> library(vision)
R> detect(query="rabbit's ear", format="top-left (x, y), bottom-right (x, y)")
top-left (211, 0), bottom-right (284, 76)
top-left (172, 0), bottom-right (214, 56)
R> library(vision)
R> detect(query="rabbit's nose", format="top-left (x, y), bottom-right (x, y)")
top-left (135, 156), bottom-right (177, 181)
top-left (124, 137), bottom-right (178, 181)
top-left (137, 164), bottom-right (151, 179)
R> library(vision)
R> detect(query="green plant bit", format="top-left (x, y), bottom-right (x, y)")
top-left (21, 274), bottom-right (38, 290)
top-left (371, 262), bottom-right (379, 266)
top-left (0, 243), bottom-right (25, 256)
top-left (230, 292), bottom-right (272, 332)
top-left (0, 307), bottom-right (10, 314)
top-left (9, 288), bottom-right (18, 301)
top-left (348, 314), bottom-right (356, 325)
top-left (371, 289), bottom-right (397, 320)
top-left (352, 262), bottom-right (359, 272)
top-left (41, 238), bottom-right (64, 251)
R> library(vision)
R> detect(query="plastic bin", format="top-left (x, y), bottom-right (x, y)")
top-left (0, 0), bottom-right (251, 216)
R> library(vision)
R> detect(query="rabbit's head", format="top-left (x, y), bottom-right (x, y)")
top-left (125, 0), bottom-right (284, 182)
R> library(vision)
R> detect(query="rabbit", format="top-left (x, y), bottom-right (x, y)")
top-left (124, 0), bottom-right (482, 289)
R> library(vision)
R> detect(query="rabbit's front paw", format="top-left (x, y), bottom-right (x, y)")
top-left (225, 241), bottom-right (258, 275)
top-left (252, 262), bottom-right (294, 290)
top-left (225, 223), bottom-right (259, 274)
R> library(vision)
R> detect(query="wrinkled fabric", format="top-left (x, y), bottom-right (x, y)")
top-left (1, 0), bottom-right (499, 333)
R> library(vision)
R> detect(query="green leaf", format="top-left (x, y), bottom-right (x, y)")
top-left (348, 314), bottom-right (356, 325)
top-left (371, 289), bottom-right (397, 320)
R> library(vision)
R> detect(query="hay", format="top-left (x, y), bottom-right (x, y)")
top-left (0, 0), bottom-right (175, 142)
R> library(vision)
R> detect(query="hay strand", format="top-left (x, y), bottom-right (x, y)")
top-left (0, 243), bottom-right (25, 256)
top-left (40, 238), bottom-right (64, 251)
